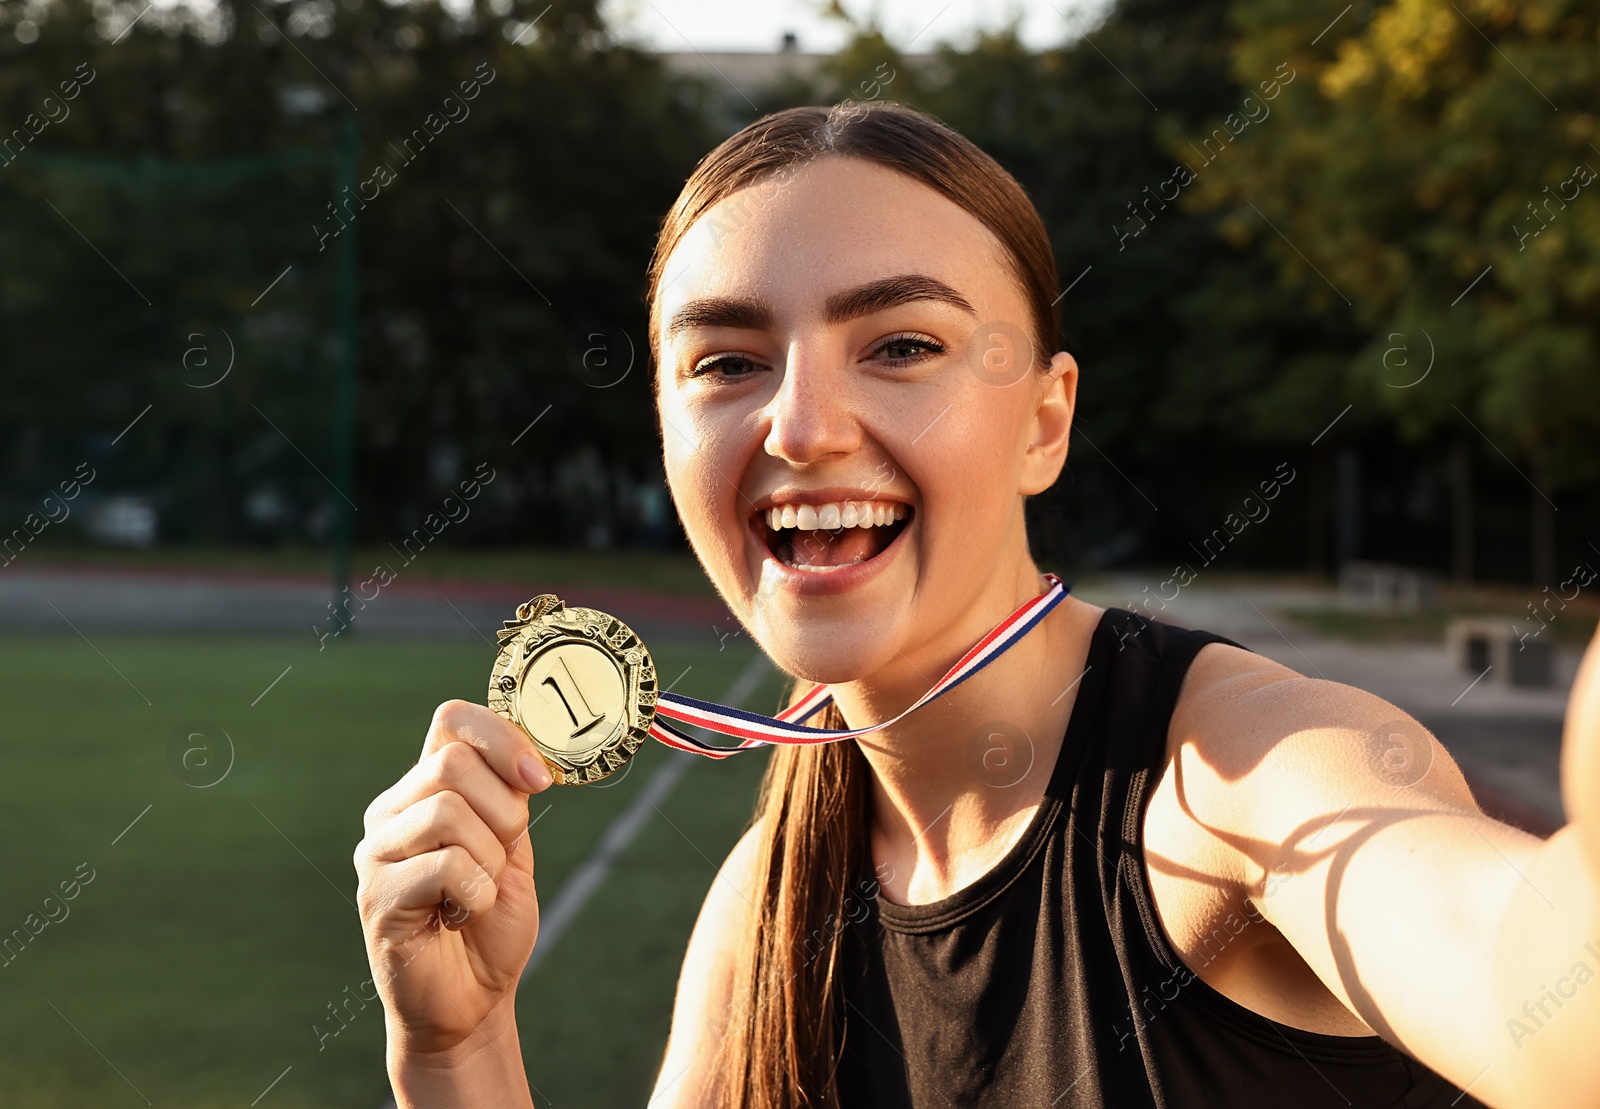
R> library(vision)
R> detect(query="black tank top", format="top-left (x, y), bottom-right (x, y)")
top-left (835, 606), bottom-right (1488, 1108)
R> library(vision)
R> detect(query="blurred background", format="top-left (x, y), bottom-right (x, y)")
top-left (2, 0), bottom-right (1598, 1104)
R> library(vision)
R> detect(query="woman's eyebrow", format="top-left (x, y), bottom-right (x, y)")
top-left (664, 273), bottom-right (977, 339)
top-left (665, 295), bottom-right (774, 339)
top-left (822, 273), bottom-right (977, 323)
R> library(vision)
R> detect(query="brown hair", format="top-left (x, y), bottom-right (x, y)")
top-left (643, 101), bottom-right (1061, 1107)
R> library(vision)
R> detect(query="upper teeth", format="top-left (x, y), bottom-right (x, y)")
top-left (766, 500), bottom-right (908, 531)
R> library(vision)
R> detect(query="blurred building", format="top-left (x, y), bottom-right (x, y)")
top-left (656, 30), bottom-right (933, 126)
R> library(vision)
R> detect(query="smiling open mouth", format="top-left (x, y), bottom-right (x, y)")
top-left (755, 500), bottom-right (912, 571)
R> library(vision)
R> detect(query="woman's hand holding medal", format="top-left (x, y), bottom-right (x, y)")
top-left (353, 699), bottom-right (554, 1107)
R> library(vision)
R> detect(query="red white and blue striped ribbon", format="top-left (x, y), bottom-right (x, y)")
top-left (648, 573), bottom-right (1068, 758)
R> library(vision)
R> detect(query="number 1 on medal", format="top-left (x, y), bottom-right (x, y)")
top-left (543, 656), bottom-right (604, 739)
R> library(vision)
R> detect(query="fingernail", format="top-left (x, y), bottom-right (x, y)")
top-left (518, 753), bottom-right (553, 792)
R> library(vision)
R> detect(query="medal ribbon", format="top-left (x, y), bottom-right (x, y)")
top-left (647, 573), bottom-right (1068, 758)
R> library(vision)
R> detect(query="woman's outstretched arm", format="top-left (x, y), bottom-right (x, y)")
top-left (1173, 625), bottom-right (1600, 1109)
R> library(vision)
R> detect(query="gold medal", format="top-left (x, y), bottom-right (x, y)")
top-left (488, 595), bottom-right (659, 785)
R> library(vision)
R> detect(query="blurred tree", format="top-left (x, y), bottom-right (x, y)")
top-left (1187, 0), bottom-right (1600, 584)
top-left (0, 0), bottom-right (720, 544)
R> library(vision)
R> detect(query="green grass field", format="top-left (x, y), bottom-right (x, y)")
top-left (0, 629), bottom-right (780, 1108)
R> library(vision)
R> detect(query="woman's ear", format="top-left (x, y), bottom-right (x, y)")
top-left (1019, 351), bottom-right (1078, 496)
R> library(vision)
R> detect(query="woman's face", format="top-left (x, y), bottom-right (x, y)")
top-left (654, 155), bottom-right (1076, 686)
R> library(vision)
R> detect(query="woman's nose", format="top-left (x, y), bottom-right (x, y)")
top-left (762, 350), bottom-right (861, 465)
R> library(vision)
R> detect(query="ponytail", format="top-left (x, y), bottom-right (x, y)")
top-left (717, 687), bottom-right (868, 1108)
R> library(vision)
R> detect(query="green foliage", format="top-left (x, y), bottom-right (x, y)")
top-left (1190, 0), bottom-right (1600, 489)
top-left (0, 0), bottom-right (722, 540)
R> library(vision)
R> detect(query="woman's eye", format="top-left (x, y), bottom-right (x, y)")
top-left (873, 334), bottom-right (946, 365)
top-left (689, 354), bottom-right (765, 380)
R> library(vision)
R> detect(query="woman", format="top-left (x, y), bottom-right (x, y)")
top-left (354, 101), bottom-right (1600, 1108)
